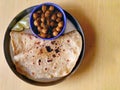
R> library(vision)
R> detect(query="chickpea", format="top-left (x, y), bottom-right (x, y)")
top-left (47, 19), bottom-right (50, 26)
top-left (50, 21), bottom-right (55, 27)
top-left (39, 33), bottom-right (47, 38)
top-left (36, 18), bottom-right (41, 22)
top-left (34, 20), bottom-right (39, 26)
top-left (52, 28), bottom-right (56, 32)
top-left (33, 13), bottom-right (39, 20)
top-left (45, 10), bottom-right (51, 17)
top-left (58, 21), bottom-right (63, 28)
top-left (41, 23), bottom-right (46, 28)
top-left (51, 14), bottom-right (57, 21)
top-left (41, 17), bottom-right (45, 22)
top-left (46, 10), bottom-right (50, 13)
top-left (47, 34), bottom-right (52, 38)
top-left (53, 31), bottom-right (59, 36)
top-left (56, 26), bottom-right (61, 32)
top-left (56, 18), bottom-right (61, 22)
top-left (41, 13), bottom-right (45, 18)
top-left (57, 12), bottom-right (62, 18)
top-left (42, 5), bottom-right (47, 12)
top-left (41, 28), bottom-right (48, 34)
top-left (37, 10), bottom-right (41, 14)
top-left (37, 26), bottom-right (42, 32)
top-left (49, 6), bottom-right (54, 11)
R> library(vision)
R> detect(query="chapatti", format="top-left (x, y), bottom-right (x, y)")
top-left (10, 30), bottom-right (82, 80)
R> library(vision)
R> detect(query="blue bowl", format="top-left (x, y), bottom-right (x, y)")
top-left (30, 2), bottom-right (67, 40)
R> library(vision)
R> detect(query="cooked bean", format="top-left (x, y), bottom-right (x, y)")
top-left (34, 20), bottom-right (39, 26)
top-left (45, 10), bottom-right (51, 17)
top-left (37, 26), bottom-right (42, 32)
top-left (37, 10), bottom-right (42, 14)
top-left (41, 13), bottom-right (45, 18)
top-left (41, 28), bottom-right (48, 34)
top-left (49, 6), bottom-right (54, 11)
top-left (39, 33), bottom-right (47, 38)
top-left (36, 18), bottom-right (41, 22)
top-left (41, 23), bottom-right (45, 28)
top-left (53, 31), bottom-right (59, 36)
top-left (47, 34), bottom-right (52, 38)
top-left (42, 5), bottom-right (47, 12)
top-left (47, 19), bottom-right (50, 26)
top-left (51, 14), bottom-right (57, 21)
top-left (58, 21), bottom-right (63, 28)
top-left (57, 12), bottom-right (62, 18)
top-left (53, 28), bottom-right (56, 32)
top-left (56, 26), bottom-right (61, 32)
top-left (41, 17), bottom-right (45, 22)
top-left (33, 13), bottom-right (39, 20)
top-left (50, 21), bottom-right (55, 27)
top-left (56, 18), bottom-right (61, 22)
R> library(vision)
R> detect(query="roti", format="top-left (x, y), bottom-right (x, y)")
top-left (10, 30), bottom-right (82, 80)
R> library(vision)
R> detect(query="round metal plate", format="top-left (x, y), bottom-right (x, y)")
top-left (3, 6), bottom-right (85, 86)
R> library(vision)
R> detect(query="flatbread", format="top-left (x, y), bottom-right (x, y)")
top-left (10, 31), bottom-right (41, 55)
top-left (10, 30), bottom-right (82, 80)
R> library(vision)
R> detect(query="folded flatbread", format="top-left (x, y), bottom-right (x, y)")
top-left (10, 30), bottom-right (82, 80)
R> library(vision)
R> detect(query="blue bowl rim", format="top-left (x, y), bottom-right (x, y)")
top-left (30, 2), bottom-right (67, 40)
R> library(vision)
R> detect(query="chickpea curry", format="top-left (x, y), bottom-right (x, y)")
top-left (32, 5), bottom-right (64, 38)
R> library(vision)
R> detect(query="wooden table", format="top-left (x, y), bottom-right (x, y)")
top-left (0, 0), bottom-right (120, 90)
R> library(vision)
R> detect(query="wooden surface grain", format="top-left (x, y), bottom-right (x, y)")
top-left (0, 0), bottom-right (120, 90)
